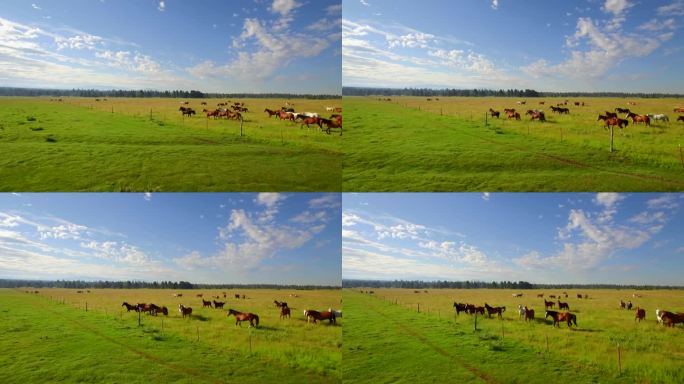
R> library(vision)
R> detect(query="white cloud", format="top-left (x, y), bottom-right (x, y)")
top-left (603, 0), bottom-right (632, 17)
top-left (157, 1), bottom-right (165, 12)
top-left (80, 240), bottom-right (149, 265)
top-left (144, 192), bottom-right (152, 202)
top-left (270, 0), bottom-right (301, 17)
top-left (482, 192), bottom-right (490, 201)
top-left (360, 0), bottom-right (370, 6)
top-left (657, 0), bottom-right (684, 16)
top-left (491, 0), bottom-right (499, 10)
top-left (646, 194), bottom-right (680, 210)
top-left (594, 192), bottom-right (625, 208)
top-left (31, 3), bottom-right (42, 10)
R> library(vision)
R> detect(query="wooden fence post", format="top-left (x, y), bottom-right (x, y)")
top-left (617, 343), bottom-right (622, 376)
top-left (610, 126), bottom-right (614, 152)
top-left (138, 310), bottom-right (141, 326)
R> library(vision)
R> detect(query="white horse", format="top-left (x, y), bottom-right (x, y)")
top-left (303, 112), bottom-right (319, 118)
top-left (648, 114), bottom-right (669, 123)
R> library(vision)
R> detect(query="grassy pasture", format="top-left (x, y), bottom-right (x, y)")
top-left (343, 289), bottom-right (684, 383)
top-left (0, 97), bottom-right (342, 191)
top-left (343, 96), bottom-right (684, 191)
top-left (0, 288), bottom-right (341, 383)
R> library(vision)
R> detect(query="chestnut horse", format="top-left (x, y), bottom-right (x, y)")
top-left (227, 309), bottom-right (259, 327)
top-left (545, 310), bottom-right (577, 328)
top-left (178, 304), bottom-right (192, 318)
top-left (122, 302), bottom-right (138, 312)
top-left (673, 107), bottom-right (684, 113)
top-left (635, 308), bottom-right (646, 322)
top-left (626, 112), bottom-right (650, 126)
top-left (304, 309), bottom-right (336, 324)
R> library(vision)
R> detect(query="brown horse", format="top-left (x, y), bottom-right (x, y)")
top-left (673, 107), bottom-right (684, 113)
top-left (264, 108), bottom-right (279, 118)
top-left (149, 304), bottom-right (168, 316)
top-left (546, 310), bottom-right (577, 327)
top-left (213, 300), bottom-right (225, 309)
top-left (320, 116), bottom-right (342, 135)
top-left (544, 299), bottom-right (555, 309)
top-left (274, 300), bottom-right (288, 308)
top-left (453, 302), bottom-right (468, 315)
top-left (122, 302), bottom-right (138, 312)
top-left (660, 312), bottom-right (684, 327)
top-left (615, 107), bottom-right (631, 114)
top-left (577, 294), bottom-right (583, 299)
top-left (504, 108), bottom-right (516, 114)
top-left (227, 309), bottom-right (259, 327)
top-left (526, 110), bottom-right (546, 122)
top-left (557, 300), bottom-right (570, 310)
top-left (202, 299), bottom-right (212, 308)
top-left (537, 293), bottom-right (544, 298)
top-left (635, 308), bottom-right (646, 322)
top-left (598, 114), bottom-right (629, 132)
top-left (507, 111), bottom-right (521, 120)
top-left (488, 108), bottom-right (500, 118)
top-left (484, 303), bottom-right (506, 318)
top-left (626, 112), bottom-right (650, 126)
top-left (179, 107), bottom-right (195, 117)
top-left (677, 116), bottom-right (684, 122)
top-left (304, 309), bottom-right (336, 324)
top-left (178, 304), bottom-right (192, 318)
top-left (604, 111), bottom-right (618, 119)
top-left (137, 303), bottom-right (155, 314)
top-left (524, 307), bottom-right (535, 322)
top-left (300, 116), bottom-right (321, 129)
top-left (280, 306), bottom-right (291, 319)
top-left (620, 300), bottom-right (626, 309)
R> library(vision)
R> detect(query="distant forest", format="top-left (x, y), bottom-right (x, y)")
top-left (0, 279), bottom-right (339, 290)
top-left (0, 87), bottom-right (340, 99)
top-left (343, 279), bottom-right (684, 290)
top-left (343, 86), bottom-right (683, 99)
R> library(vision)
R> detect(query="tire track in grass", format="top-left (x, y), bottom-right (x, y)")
top-left (362, 296), bottom-right (498, 384)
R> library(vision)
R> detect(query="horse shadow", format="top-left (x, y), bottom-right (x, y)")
top-left (192, 314), bottom-right (210, 322)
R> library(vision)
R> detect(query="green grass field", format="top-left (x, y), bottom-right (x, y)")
top-left (343, 97), bottom-right (684, 191)
top-left (0, 288), bottom-right (341, 383)
top-left (0, 97), bottom-right (341, 191)
top-left (343, 289), bottom-right (684, 384)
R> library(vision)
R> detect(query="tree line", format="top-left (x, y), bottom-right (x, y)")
top-left (343, 86), bottom-right (683, 99)
top-left (0, 87), bottom-right (340, 100)
top-left (343, 279), bottom-right (684, 290)
top-left (0, 279), bottom-right (339, 290)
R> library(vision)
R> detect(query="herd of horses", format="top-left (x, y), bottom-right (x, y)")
top-left (120, 294), bottom-right (341, 329)
top-left (264, 106), bottom-right (343, 135)
top-left (486, 101), bottom-right (684, 132)
top-left (451, 293), bottom-right (684, 330)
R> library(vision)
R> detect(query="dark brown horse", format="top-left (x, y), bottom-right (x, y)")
top-left (620, 300), bottom-right (626, 309)
top-left (301, 116), bottom-right (321, 129)
top-left (202, 299), bottom-right (212, 308)
top-left (122, 302), bottom-right (138, 312)
top-left (484, 303), bottom-right (506, 318)
top-left (179, 106), bottom-right (196, 117)
top-left (274, 300), bottom-right (288, 308)
top-left (545, 310), bottom-right (577, 327)
top-left (488, 108), bottom-right (500, 118)
top-left (544, 299), bottom-right (555, 309)
top-left (280, 306), bottom-right (291, 319)
top-left (213, 300), bottom-right (225, 309)
top-left (660, 312), bottom-right (684, 327)
top-left (227, 309), bottom-right (259, 327)
top-left (635, 307), bottom-right (646, 322)
top-left (264, 108), bottom-right (279, 118)
top-left (149, 304), bottom-right (168, 316)
top-left (524, 307), bottom-right (535, 322)
top-left (178, 304), bottom-right (192, 318)
top-left (677, 116), bottom-right (684, 122)
top-left (557, 300), bottom-right (570, 310)
top-left (615, 107), bottom-right (631, 114)
top-left (453, 302), bottom-right (467, 315)
top-left (304, 309), bottom-right (336, 324)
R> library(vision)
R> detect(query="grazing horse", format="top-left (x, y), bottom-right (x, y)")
top-left (122, 302), bottom-right (138, 312)
top-left (304, 309), bottom-right (336, 324)
top-left (279, 306), bottom-right (291, 319)
top-left (557, 300), bottom-right (570, 311)
top-left (524, 307), bottom-right (535, 322)
top-left (484, 303), bottom-right (506, 318)
top-left (227, 309), bottom-right (259, 328)
top-left (660, 312), bottom-right (684, 327)
top-left (488, 108), bottom-right (500, 118)
top-left (453, 302), bottom-right (468, 315)
top-left (178, 304), bottom-right (192, 318)
top-left (213, 300), bottom-right (225, 309)
top-left (544, 299), bottom-right (555, 309)
top-left (202, 299), bottom-right (212, 308)
top-left (635, 308), bottom-right (646, 322)
top-left (545, 310), bottom-right (577, 328)
top-left (264, 108), bottom-right (279, 118)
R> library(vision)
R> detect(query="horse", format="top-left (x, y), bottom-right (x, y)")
top-left (557, 300), bottom-right (570, 311)
top-left (615, 107), bottom-right (631, 114)
top-left (235, 294), bottom-right (241, 299)
top-left (549, 294), bottom-right (556, 298)
top-left (518, 304), bottom-right (526, 319)
top-left (328, 308), bottom-right (343, 318)
top-left (577, 294), bottom-right (582, 299)
top-left (545, 310), bottom-right (577, 328)
top-left (453, 302), bottom-right (468, 315)
top-left (264, 108), bottom-right (279, 118)
top-left (678, 116), bottom-right (684, 122)
top-left (626, 112), bottom-right (650, 126)
top-left (524, 307), bottom-right (535, 322)
top-left (648, 114), bottom-right (669, 123)
top-left (227, 309), bottom-right (259, 327)
top-left (122, 302), bottom-right (138, 312)
top-left (280, 306), bottom-right (291, 319)
top-left (635, 308), bottom-right (646, 322)
top-left (620, 300), bottom-right (626, 309)
top-left (484, 303), bottom-right (505, 318)
top-left (213, 300), bottom-right (225, 309)
top-left (526, 110), bottom-right (546, 122)
top-left (173, 293), bottom-right (183, 298)
top-left (597, 114), bottom-right (629, 132)
top-left (488, 108), bottom-right (500, 119)
top-left (627, 301), bottom-right (633, 310)
top-left (301, 116), bottom-right (321, 129)
top-left (320, 116), bottom-right (342, 135)
top-left (512, 293), bottom-right (523, 298)
top-left (274, 300), bottom-right (288, 308)
top-left (180, 107), bottom-right (195, 117)
top-left (304, 309), bottom-right (336, 324)
top-left (149, 304), bottom-right (168, 316)
top-left (544, 299), bottom-right (555, 309)
top-left (178, 304), bottom-right (192, 318)
top-left (537, 293), bottom-right (544, 298)
top-left (196, 293), bottom-right (203, 298)
top-left (137, 303), bottom-right (154, 314)
top-left (202, 299), bottom-right (212, 308)
top-left (507, 111), bottom-right (521, 120)
top-left (661, 312), bottom-right (684, 327)
top-left (278, 110), bottom-right (294, 121)
top-left (673, 107), bottom-right (684, 113)
top-left (656, 309), bottom-right (665, 324)
top-left (504, 108), bottom-right (516, 114)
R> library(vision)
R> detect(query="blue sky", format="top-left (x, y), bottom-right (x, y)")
top-left (343, 193), bottom-right (684, 285)
top-left (344, 0), bottom-right (684, 92)
top-left (0, 0), bottom-right (341, 93)
top-left (0, 193), bottom-right (341, 285)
